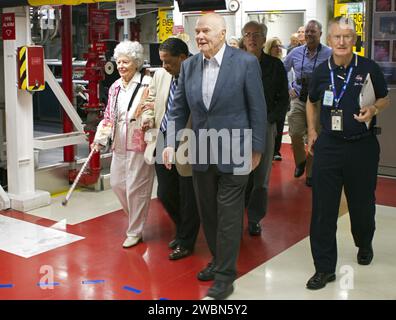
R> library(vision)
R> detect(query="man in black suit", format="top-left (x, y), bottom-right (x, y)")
top-left (143, 38), bottom-right (200, 260)
top-left (242, 21), bottom-right (289, 236)
top-left (163, 13), bottom-right (267, 299)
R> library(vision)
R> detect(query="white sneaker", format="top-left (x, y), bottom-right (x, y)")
top-left (122, 236), bottom-right (142, 248)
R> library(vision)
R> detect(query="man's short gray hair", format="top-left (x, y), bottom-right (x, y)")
top-left (328, 16), bottom-right (356, 35)
top-left (113, 41), bottom-right (144, 70)
top-left (242, 21), bottom-right (268, 38)
top-left (306, 19), bottom-right (323, 32)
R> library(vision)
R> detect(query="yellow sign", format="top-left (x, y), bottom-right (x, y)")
top-left (334, 1), bottom-right (365, 56)
top-left (157, 9), bottom-right (173, 43)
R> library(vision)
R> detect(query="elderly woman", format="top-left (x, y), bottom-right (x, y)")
top-left (92, 41), bottom-right (154, 248)
top-left (227, 36), bottom-right (240, 48)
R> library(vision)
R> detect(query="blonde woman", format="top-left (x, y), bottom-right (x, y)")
top-left (92, 41), bottom-right (154, 248)
top-left (264, 37), bottom-right (284, 59)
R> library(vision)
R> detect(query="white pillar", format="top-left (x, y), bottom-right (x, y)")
top-left (3, 7), bottom-right (50, 211)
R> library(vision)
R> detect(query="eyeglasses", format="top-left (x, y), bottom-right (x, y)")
top-left (331, 34), bottom-right (354, 43)
top-left (271, 44), bottom-right (283, 49)
top-left (243, 32), bottom-right (264, 39)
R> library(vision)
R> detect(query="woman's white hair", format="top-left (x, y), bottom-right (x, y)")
top-left (113, 41), bottom-right (144, 70)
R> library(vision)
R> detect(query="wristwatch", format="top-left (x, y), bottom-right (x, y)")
top-left (373, 105), bottom-right (379, 115)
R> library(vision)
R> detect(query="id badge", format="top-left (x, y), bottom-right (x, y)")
top-left (331, 109), bottom-right (343, 131)
top-left (323, 90), bottom-right (334, 107)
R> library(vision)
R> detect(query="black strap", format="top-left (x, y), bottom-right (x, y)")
top-left (127, 73), bottom-right (144, 112)
top-left (301, 43), bottom-right (322, 78)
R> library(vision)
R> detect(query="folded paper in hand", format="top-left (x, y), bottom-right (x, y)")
top-left (359, 73), bottom-right (376, 129)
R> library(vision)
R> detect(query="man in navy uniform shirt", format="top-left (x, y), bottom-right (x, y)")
top-left (305, 16), bottom-right (390, 290)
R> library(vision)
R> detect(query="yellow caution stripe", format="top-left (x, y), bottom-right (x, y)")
top-left (28, 84), bottom-right (45, 91)
top-left (19, 47), bottom-right (27, 91)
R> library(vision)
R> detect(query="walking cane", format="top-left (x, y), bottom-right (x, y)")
top-left (62, 148), bottom-right (96, 206)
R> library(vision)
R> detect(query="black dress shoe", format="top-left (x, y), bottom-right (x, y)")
top-left (248, 222), bottom-right (262, 236)
top-left (357, 245), bottom-right (373, 265)
top-left (197, 263), bottom-right (216, 281)
top-left (305, 177), bottom-right (312, 187)
top-left (168, 239), bottom-right (178, 250)
top-left (169, 246), bottom-right (192, 260)
top-left (294, 161), bottom-right (306, 178)
top-left (207, 281), bottom-right (234, 300)
top-left (306, 272), bottom-right (336, 290)
top-left (273, 152), bottom-right (282, 161)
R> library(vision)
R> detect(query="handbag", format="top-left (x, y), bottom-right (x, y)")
top-left (129, 118), bottom-right (147, 153)
top-left (126, 74), bottom-right (148, 153)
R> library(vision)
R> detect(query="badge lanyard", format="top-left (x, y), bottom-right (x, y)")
top-left (300, 45), bottom-right (321, 78)
top-left (330, 66), bottom-right (353, 108)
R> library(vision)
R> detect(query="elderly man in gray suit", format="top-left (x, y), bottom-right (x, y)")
top-left (163, 13), bottom-right (267, 299)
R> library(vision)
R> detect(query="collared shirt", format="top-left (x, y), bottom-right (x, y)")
top-left (309, 54), bottom-right (388, 138)
top-left (202, 43), bottom-right (226, 109)
top-left (284, 43), bottom-right (332, 94)
top-left (117, 72), bottom-right (142, 122)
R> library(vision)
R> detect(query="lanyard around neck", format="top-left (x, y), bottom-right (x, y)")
top-left (330, 65), bottom-right (353, 108)
top-left (301, 45), bottom-right (321, 77)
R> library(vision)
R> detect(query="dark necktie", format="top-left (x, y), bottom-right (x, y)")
top-left (160, 78), bottom-right (178, 133)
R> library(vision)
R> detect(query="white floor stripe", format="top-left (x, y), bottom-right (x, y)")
top-left (0, 215), bottom-right (84, 258)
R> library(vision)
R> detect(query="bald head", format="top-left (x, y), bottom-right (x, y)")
top-left (195, 13), bottom-right (227, 58)
top-left (197, 13), bottom-right (226, 31)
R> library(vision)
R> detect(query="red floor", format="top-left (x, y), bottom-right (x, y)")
top-left (0, 144), bottom-right (395, 300)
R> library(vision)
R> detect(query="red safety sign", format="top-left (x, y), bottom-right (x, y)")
top-left (2, 12), bottom-right (16, 40)
top-left (92, 42), bottom-right (107, 54)
top-left (90, 9), bottom-right (110, 42)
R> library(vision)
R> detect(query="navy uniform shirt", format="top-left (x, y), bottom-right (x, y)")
top-left (309, 54), bottom-right (388, 138)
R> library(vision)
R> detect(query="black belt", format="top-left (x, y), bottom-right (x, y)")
top-left (327, 127), bottom-right (381, 142)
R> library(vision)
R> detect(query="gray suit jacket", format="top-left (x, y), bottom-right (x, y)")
top-left (167, 45), bottom-right (267, 174)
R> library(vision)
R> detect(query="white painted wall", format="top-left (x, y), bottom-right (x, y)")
top-left (173, 0), bottom-right (330, 51)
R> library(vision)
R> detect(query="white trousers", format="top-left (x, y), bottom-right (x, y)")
top-left (110, 151), bottom-right (154, 238)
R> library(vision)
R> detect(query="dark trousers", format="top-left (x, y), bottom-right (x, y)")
top-left (155, 163), bottom-right (200, 251)
top-left (274, 111), bottom-right (287, 155)
top-left (193, 165), bottom-right (249, 283)
top-left (310, 133), bottom-right (379, 273)
top-left (245, 158), bottom-right (269, 224)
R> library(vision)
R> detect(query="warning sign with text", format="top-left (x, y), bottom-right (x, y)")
top-left (157, 9), bottom-right (173, 43)
top-left (2, 13), bottom-right (16, 40)
top-left (117, 0), bottom-right (136, 19)
top-left (90, 9), bottom-right (110, 42)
